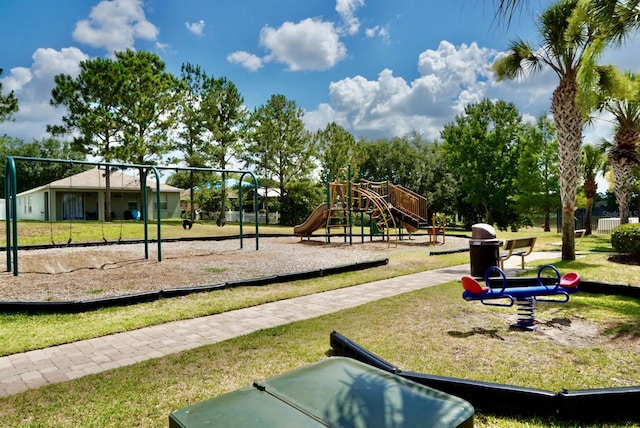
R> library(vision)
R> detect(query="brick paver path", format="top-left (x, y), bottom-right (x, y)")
top-left (0, 254), bottom-right (557, 397)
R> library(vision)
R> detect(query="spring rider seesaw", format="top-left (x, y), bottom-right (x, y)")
top-left (461, 265), bottom-right (580, 331)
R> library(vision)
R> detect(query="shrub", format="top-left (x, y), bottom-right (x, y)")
top-left (611, 223), bottom-right (640, 255)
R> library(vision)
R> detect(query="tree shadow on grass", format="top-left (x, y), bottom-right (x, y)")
top-left (447, 327), bottom-right (505, 340)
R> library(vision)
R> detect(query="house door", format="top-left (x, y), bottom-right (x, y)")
top-left (63, 193), bottom-right (84, 220)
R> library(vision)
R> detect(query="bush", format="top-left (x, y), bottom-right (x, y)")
top-left (611, 223), bottom-right (640, 255)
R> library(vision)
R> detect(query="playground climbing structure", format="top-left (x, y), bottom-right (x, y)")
top-left (294, 168), bottom-right (429, 246)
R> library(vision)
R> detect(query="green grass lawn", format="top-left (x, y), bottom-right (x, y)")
top-left (1, 223), bottom-right (639, 427)
top-left (0, 220), bottom-right (280, 247)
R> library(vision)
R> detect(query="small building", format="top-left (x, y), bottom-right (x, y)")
top-left (16, 168), bottom-right (181, 221)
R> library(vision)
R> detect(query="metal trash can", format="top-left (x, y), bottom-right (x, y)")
top-left (469, 223), bottom-right (501, 277)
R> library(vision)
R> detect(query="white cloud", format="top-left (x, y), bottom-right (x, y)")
top-left (155, 41), bottom-right (170, 51)
top-left (365, 25), bottom-right (390, 41)
top-left (303, 103), bottom-right (348, 133)
top-left (418, 41), bottom-right (495, 87)
top-left (2, 67), bottom-right (32, 93)
top-left (335, 0), bottom-right (364, 35)
top-left (72, 0), bottom-right (158, 55)
top-left (305, 36), bottom-right (636, 151)
top-left (185, 20), bottom-right (205, 36)
top-left (259, 18), bottom-right (347, 71)
top-left (308, 41), bottom-right (499, 139)
top-left (227, 51), bottom-right (264, 72)
top-left (2, 47), bottom-right (89, 141)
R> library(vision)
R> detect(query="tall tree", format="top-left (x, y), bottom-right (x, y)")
top-left (592, 67), bottom-right (640, 224)
top-left (493, 0), bottom-right (600, 260)
top-left (358, 136), bottom-right (424, 188)
top-left (114, 50), bottom-right (182, 166)
top-left (515, 115), bottom-right (560, 231)
top-left (243, 94), bottom-right (315, 224)
top-left (201, 75), bottom-right (247, 226)
top-left (581, 142), bottom-right (609, 234)
top-left (173, 63), bottom-right (209, 219)
top-left (112, 50), bottom-right (183, 207)
top-left (49, 56), bottom-right (125, 221)
top-left (314, 122), bottom-right (361, 182)
top-left (441, 98), bottom-right (524, 230)
top-left (412, 137), bottom-right (459, 215)
top-left (0, 69), bottom-right (19, 122)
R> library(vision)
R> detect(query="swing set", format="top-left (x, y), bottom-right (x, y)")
top-left (46, 166), bottom-right (131, 246)
top-left (4, 157), bottom-right (261, 277)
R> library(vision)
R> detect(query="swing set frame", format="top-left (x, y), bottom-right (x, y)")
top-left (4, 157), bottom-right (260, 277)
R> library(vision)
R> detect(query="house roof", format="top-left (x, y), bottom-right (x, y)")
top-left (18, 168), bottom-right (181, 195)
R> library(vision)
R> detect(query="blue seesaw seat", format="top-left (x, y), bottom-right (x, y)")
top-left (461, 265), bottom-right (580, 307)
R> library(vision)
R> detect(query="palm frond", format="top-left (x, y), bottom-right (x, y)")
top-left (592, 0), bottom-right (640, 45)
top-left (491, 0), bottom-right (524, 28)
top-left (493, 39), bottom-right (539, 80)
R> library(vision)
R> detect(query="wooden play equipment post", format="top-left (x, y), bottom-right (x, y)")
top-left (430, 213), bottom-right (447, 244)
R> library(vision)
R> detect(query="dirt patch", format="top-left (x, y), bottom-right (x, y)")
top-left (536, 317), bottom-right (604, 347)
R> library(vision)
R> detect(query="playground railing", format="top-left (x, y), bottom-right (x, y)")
top-left (389, 184), bottom-right (428, 223)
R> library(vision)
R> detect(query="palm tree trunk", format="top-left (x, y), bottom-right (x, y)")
top-left (583, 178), bottom-right (598, 236)
top-left (585, 196), bottom-right (594, 235)
top-left (543, 211), bottom-right (550, 232)
top-left (610, 127), bottom-right (639, 225)
top-left (610, 157), bottom-right (636, 224)
top-left (552, 74), bottom-right (582, 261)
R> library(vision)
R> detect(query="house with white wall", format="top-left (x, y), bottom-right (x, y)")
top-left (16, 168), bottom-right (181, 221)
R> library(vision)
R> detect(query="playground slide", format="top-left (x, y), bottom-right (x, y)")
top-left (294, 203), bottom-right (327, 237)
top-left (402, 221), bottom-right (419, 233)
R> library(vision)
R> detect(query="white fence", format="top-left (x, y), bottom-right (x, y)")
top-left (198, 210), bottom-right (280, 224)
top-left (596, 217), bottom-right (639, 234)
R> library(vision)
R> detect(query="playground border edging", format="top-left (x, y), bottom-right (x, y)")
top-left (0, 259), bottom-right (388, 314)
top-left (330, 325), bottom-right (640, 424)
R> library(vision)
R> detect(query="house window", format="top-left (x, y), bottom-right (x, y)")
top-left (22, 196), bottom-right (32, 214)
top-left (154, 194), bottom-right (168, 210)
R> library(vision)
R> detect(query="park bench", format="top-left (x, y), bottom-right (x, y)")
top-left (499, 236), bottom-right (536, 269)
top-left (552, 228), bottom-right (587, 246)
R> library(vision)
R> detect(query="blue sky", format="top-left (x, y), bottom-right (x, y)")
top-left (2, 0), bottom-right (639, 154)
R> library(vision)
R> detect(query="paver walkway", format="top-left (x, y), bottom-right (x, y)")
top-left (0, 253), bottom-right (559, 397)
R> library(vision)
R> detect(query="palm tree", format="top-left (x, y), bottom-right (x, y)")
top-left (493, 0), bottom-right (599, 260)
top-left (592, 68), bottom-right (640, 224)
top-left (494, 0), bottom-right (640, 26)
top-left (581, 142), bottom-right (609, 234)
